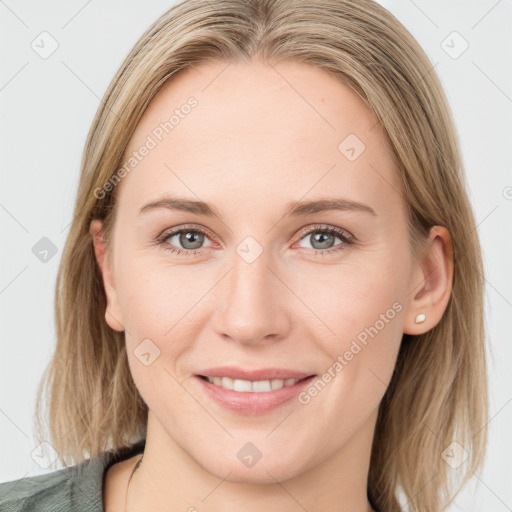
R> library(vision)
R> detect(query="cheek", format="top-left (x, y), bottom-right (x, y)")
top-left (116, 255), bottom-right (209, 334)
top-left (320, 285), bottom-right (404, 390)
top-left (301, 278), bottom-right (405, 433)
top-left (120, 269), bottom-right (196, 414)
top-left (293, 256), bottom-right (405, 341)
top-left (323, 262), bottom-right (407, 398)
top-left (292, 251), bottom-right (407, 400)
top-left (117, 259), bottom-right (216, 392)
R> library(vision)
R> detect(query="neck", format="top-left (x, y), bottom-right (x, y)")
top-left (125, 411), bottom-right (378, 512)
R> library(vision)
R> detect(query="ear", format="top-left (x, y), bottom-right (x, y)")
top-left (403, 225), bottom-right (454, 335)
top-left (89, 219), bottom-right (125, 332)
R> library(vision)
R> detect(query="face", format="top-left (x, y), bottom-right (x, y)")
top-left (92, 59), bottom-right (420, 484)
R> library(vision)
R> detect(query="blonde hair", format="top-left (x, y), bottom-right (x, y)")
top-left (34, 1), bottom-right (488, 510)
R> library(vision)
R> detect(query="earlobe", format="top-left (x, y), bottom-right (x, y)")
top-left (403, 225), bottom-right (454, 335)
top-left (89, 219), bottom-right (125, 332)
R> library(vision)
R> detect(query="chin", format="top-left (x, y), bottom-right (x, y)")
top-left (197, 450), bottom-right (307, 485)
top-left (211, 465), bottom-right (296, 485)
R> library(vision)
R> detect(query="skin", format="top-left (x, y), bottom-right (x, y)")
top-left (91, 59), bottom-right (453, 512)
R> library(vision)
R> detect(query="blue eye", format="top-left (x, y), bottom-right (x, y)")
top-left (156, 224), bottom-right (354, 257)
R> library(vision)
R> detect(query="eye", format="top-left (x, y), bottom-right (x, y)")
top-left (156, 225), bottom-right (214, 256)
top-left (294, 224), bottom-right (354, 255)
top-left (156, 223), bottom-right (355, 257)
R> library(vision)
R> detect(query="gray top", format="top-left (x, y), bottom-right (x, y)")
top-left (0, 439), bottom-right (145, 512)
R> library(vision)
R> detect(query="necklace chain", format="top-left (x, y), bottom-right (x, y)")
top-left (125, 452), bottom-right (143, 510)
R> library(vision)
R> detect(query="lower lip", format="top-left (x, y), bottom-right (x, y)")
top-left (195, 375), bottom-right (317, 415)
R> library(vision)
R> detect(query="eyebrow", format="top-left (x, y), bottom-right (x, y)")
top-left (138, 196), bottom-right (377, 217)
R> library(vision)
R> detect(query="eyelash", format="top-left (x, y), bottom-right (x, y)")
top-left (156, 224), bottom-right (354, 257)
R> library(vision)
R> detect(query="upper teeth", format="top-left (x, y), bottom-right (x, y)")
top-left (205, 376), bottom-right (301, 392)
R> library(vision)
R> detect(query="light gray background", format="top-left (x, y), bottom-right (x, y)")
top-left (1, 1), bottom-right (511, 510)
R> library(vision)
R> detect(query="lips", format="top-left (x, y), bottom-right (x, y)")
top-left (193, 366), bottom-right (318, 415)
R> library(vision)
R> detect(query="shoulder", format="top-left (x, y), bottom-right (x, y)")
top-left (0, 458), bottom-right (103, 512)
top-left (0, 440), bottom-right (145, 512)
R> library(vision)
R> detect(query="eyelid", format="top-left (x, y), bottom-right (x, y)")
top-left (294, 223), bottom-right (355, 243)
top-left (157, 224), bottom-right (216, 242)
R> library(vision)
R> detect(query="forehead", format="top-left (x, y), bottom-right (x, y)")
top-left (118, 60), bottom-right (402, 218)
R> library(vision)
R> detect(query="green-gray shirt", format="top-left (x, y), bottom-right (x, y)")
top-left (0, 439), bottom-right (145, 512)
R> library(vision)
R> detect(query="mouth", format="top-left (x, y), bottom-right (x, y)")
top-left (194, 369), bottom-right (318, 415)
top-left (196, 374), bottom-right (314, 392)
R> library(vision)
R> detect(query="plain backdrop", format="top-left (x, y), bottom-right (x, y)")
top-left (1, 1), bottom-right (511, 510)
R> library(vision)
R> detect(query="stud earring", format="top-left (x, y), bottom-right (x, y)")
top-left (415, 313), bottom-right (426, 324)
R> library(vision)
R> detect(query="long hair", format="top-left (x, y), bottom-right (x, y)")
top-left (34, 1), bottom-right (488, 511)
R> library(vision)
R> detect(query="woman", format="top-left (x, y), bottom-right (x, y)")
top-left (0, 0), bottom-right (487, 511)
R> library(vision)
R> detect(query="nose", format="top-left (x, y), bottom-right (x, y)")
top-left (212, 248), bottom-right (293, 347)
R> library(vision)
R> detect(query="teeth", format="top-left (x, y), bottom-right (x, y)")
top-left (205, 376), bottom-right (302, 392)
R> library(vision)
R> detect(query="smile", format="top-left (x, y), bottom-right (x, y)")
top-left (199, 375), bottom-right (308, 392)
top-left (195, 373), bottom-right (318, 415)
